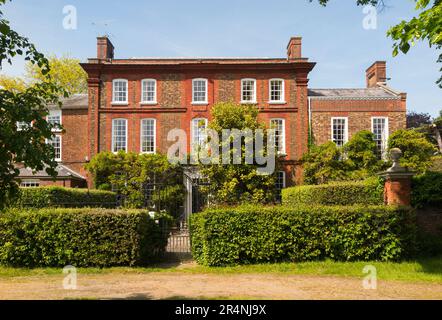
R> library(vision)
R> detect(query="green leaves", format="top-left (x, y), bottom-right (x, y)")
top-left (190, 205), bottom-right (417, 266)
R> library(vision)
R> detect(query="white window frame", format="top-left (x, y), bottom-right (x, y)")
top-left (47, 109), bottom-right (62, 132)
top-left (331, 117), bottom-right (349, 147)
top-left (371, 117), bottom-right (389, 158)
top-left (140, 118), bottom-right (156, 154)
top-left (191, 118), bottom-right (208, 150)
top-left (16, 121), bottom-right (32, 131)
top-left (112, 79), bottom-right (129, 104)
top-left (192, 78), bottom-right (208, 105)
top-left (241, 78), bottom-right (257, 104)
top-left (46, 135), bottom-right (62, 162)
top-left (269, 78), bottom-right (285, 104)
top-left (270, 118), bottom-right (286, 155)
top-left (141, 79), bottom-right (157, 104)
top-left (20, 180), bottom-right (40, 188)
top-left (112, 118), bottom-right (128, 153)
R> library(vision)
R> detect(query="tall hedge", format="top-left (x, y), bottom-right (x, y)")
top-left (190, 205), bottom-right (416, 266)
top-left (0, 208), bottom-right (171, 267)
top-left (282, 178), bottom-right (384, 206)
top-left (13, 187), bottom-right (117, 208)
top-left (412, 172), bottom-right (442, 208)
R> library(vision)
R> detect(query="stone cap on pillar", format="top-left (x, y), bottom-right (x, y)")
top-left (378, 148), bottom-right (415, 179)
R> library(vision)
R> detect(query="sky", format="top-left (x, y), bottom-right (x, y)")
top-left (1, 0), bottom-right (441, 117)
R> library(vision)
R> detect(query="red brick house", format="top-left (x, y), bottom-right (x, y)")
top-left (17, 36), bottom-right (406, 190)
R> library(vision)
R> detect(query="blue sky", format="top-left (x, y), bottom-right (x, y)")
top-left (2, 0), bottom-right (441, 116)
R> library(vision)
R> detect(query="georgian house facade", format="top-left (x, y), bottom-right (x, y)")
top-left (17, 36), bottom-right (406, 189)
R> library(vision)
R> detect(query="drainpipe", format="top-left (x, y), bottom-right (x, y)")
top-left (308, 97), bottom-right (312, 148)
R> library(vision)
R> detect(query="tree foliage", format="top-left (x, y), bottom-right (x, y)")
top-left (0, 0), bottom-right (65, 209)
top-left (85, 152), bottom-right (184, 216)
top-left (312, 0), bottom-right (442, 88)
top-left (199, 102), bottom-right (280, 205)
top-left (388, 129), bottom-right (437, 173)
top-left (407, 111), bottom-right (433, 128)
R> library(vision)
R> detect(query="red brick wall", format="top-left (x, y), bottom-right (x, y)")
top-left (311, 98), bottom-right (406, 145)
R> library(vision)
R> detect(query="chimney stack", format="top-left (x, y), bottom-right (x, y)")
top-left (366, 61), bottom-right (387, 88)
top-left (287, 37), bottom-right (302, 60)
top-left (97, 36), bottom-right (114, 60)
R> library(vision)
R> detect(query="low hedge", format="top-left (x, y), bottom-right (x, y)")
top-left (13, 186), bottom-right (117, 208)
top-left (412, 172), bottom-right (442, 208)
top-left (282, 178), bottom-right (384, 206)
top-left (0, 208), bottom-right (171, 267)
top-left (190, 205), bottom-right (416, 266)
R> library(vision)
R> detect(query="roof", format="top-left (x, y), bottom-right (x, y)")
top-left (89, 57), bottom-right (310, 65)
top-left (49, 94), bottom-right (88, 110)
top-left (308, 86), bottom-right (402, 100)
top-left (18, 164), bottom-right (86, 180)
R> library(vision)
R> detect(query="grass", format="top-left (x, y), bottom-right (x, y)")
top-left (1, 256), bottom-right (441, 283)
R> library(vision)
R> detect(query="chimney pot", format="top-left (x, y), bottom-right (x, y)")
top-left (287, 37), bottom-right (302, 60)
top-left (97, 36), bottom-right (115, 60)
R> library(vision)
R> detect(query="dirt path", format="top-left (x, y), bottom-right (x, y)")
top-left (1, 271), bottom-right (441, 300)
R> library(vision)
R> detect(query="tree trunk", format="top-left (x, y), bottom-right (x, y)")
top-left (434, 126), bottom-right (442, 153)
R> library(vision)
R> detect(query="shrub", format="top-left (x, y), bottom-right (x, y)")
top-left (190, 205), bottom-right (416, 266)
top-left (12, 186), bottom-right (117, 208)
top-left (282, 178), bottom-right (384, 206)
top-left (0, 208), bottom-right (171, 267)
top-left (412, 172), bottom-right (442, 208)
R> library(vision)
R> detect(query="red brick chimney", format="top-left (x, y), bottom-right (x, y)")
top-left (366, 61), bottom-right (387, 88)
top-left (287, 37), bottom-right (302, 60)
top-left (97, 36), bottom-right (114, 60)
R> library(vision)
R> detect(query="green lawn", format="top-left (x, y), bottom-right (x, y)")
top-left (1, 257), bottom-right (441, 284)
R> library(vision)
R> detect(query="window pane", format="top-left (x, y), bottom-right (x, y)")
top-left (192, 118), bottom-right (208, 149)
top-left (113, 80), bottom-right (128, 102)
top-left (270, 80), bottom-right (283, 102)
top-left (193, 80), bottom-right (207, 102)
top-left (270, 119), bottom-right (285, 154)
top-left (373, 118), bottom-right (387, 158)
top-left (142, 80), bottom-right (156, 102)
top-left (112, 119), bottom-right (127, 152)
top-left (141, 119), bottom-right (155, 153)
top-left (242, 79), bottom-right (255, 102)
top-left (332, 118), bottom-right (347, 147)
top-left (47, 135), bottom-right (61, 161)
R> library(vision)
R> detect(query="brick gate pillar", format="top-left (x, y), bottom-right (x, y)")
top-left (379, 148), bottom-right (415, 206)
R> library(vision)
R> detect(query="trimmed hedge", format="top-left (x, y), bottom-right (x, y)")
top-left (412, 172), bottom-right (442, 208)
top-left (13, 186), bottom-right (117, 208)
top-left (0, 208), bottom-right (171, 267)
top-left (190, 205), bottom-right (416, 266)
top-left (282, 178), bottom-right (384, 206)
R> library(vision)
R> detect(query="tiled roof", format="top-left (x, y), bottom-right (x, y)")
top-left (18, 164), bottom-right (86, 180)
top-left (308, 86), bottom-right (401, 100)
top-left (49, 94), bottom-right (88, 110)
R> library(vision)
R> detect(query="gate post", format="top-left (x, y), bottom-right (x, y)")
top-left (379, 148), bottom-right (415, 206)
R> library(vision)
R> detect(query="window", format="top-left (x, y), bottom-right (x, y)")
top-left (112, 79), bottom-right (128, 104)
top-left (191, 118), bottom-right (208, 150)
top-left (16, 121), bottom-right (31, 131)
top-left (140, 119), bottom-right (156, 154)
top-left (241, 78), bottom-right (256, 103)
top-left (20, 180), bottom-right (40, 188)
top-left (372, 117), bottom-right (389, 158)
top-left (47, 135), bottom-right (62, 161)
top-left (141, 79), bottom-right (157, 104)
top-left (47, 109), bottom-right (62, 131)
top-left (269, 79), bottom-right (285, 103)
top-left (112, 118), bottom-right (127, 152)
top-left (275, 171), bottom-right (286, 202)
top-left (270, 119), bottom-right (286, 154)
top-left (331, 117), bottom-right (348, 147)
top-left (192, 78), bottom-right (208, 104)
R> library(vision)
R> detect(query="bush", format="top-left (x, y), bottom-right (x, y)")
top-left (190, 205), bottom-right (416, 266)
top-left (412, 172), bottom-right (442, 208)
top-left (282, 178), bottom-right (384, 206)
top-left (12, 186), bottom-right (117, 208)
top-left (0, 208), bottom-right (171, 267)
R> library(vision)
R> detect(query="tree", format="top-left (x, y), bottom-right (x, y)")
top-left (407, 111), bottom-right (433, 129)
top-left (25, 55), bottom-right (87, 95)
top-left (0, 74), bottom-right (26, 92)
top-left (388, 129), bottom-right (437, 173)
top-left (85, 151), bottom-right (184, 216)
top-left (0, 0), bottom-right (65, 209)
top-left (198, 102), bottom-right (279, 205)
top-left (312, 0), bottom-right (442, 88)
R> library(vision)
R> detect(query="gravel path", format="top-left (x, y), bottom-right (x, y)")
top-left (1, 272), bottom-right (441, 300)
